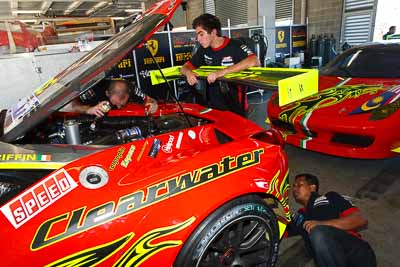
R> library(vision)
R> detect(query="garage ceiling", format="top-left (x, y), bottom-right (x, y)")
top-left (0, 0), bottom-right (147, 20)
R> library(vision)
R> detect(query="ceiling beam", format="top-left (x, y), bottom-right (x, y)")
top-left (0, 0), bottom-right (147, 2)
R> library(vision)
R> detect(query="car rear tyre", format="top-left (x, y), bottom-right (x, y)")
top-left (174, 195), bottom-right (280, 267)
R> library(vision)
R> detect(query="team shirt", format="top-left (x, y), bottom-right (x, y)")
top-left (185, 37), bottom-right (256, 114)
top-left (186, 37), bottom-right (256, 69)
top-left (287, 191), bottom-right (362, 254)
top-left (82, 83), bottom-right (147, 108)
top-left (288, 191), bottom-right (361, 238)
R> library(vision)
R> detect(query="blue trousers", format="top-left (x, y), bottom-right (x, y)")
top-left (309, 225), bottom-right (376, 267)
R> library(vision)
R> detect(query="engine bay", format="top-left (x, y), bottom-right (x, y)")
top-left (16, 112), bottom-right (209, 145)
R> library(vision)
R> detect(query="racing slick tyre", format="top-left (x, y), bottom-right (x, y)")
top-left (174, 195), bottom-right (280, 267)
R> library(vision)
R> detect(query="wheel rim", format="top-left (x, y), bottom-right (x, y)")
top-left (196, 215), bottom-right (273, 267)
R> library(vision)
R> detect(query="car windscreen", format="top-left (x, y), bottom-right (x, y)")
top-left (0, 13), bottom-right (166, 142)
top-left (321, 45), bottom-right (400, 78)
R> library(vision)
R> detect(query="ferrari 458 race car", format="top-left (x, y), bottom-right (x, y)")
top-left (268, 42), bottom-right (400, 159)
top-left (0, 1), bottom-right (293, 266)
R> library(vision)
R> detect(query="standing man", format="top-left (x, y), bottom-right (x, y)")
top-left (181, 13), bottom-right (260, 115)
top-left (383, 26), bottom-right (396, 40)
top-left (287, 173), bottom-right (376, 267)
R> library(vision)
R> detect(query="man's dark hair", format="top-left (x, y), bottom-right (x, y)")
top-left (192, 13), bottom-right (222, 36)
top-left (389, 26), bottom-right (396, 31)
top-left (295, 173), bottom-right (319, 192)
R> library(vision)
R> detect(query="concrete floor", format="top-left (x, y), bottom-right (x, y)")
top-left (246, 91), bottom-right (400, 267)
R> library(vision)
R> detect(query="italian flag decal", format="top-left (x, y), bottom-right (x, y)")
top-left (38, 154), bottom-right (52, 161)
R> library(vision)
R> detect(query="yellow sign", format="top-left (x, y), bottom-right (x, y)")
top-left (278, 31), bottom-right (285, 43)
top-left (117, 59), bottom-right (132, 69)
top-left (175, 52), bottom-right (192, 62)
top-left (144, 56), bottom-right (165, 65)
top-left (278, 68), bottom-right (318, 106)
top-left (146, 39), bottom-right (158, 56)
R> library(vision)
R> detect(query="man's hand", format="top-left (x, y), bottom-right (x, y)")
top-left (185, 71), bottom-right (199, 86)
top-left (303, 220), bottom-right (325, 233)
top-left (145, 97), bottom-right (158, 114)
top-left (87, 101), bottom-right (109, 117)
top-left (207, 69), bottom-right (226, 84)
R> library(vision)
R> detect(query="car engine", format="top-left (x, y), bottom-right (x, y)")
top-left (18, 113), bottom-right (208, 145)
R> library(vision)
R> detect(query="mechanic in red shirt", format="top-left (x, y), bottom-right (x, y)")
top-left (287, 173), bottom-right (376, 267)
top-left (180, 13), bottom-right (260, 115)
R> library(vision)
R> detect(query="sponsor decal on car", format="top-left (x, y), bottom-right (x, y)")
top-left (161, 135), bottom-right (174, 153)
top-left (148, 139), bottom-right (161, 158)
top-left (109, 147), bottom-right (126, 171)
top-left (188, 130), bottom-right (196, 140)
top-left (350, 85), bottom-right (400, 115)
top-left (175, 132), bottom-right (183, 149)
top-left (121, 145), bottom-right (136, 168)
top-left (0, 169), bottom-right (77, 229)
top-left (0, 153), bottom-right (51, 161)
top-left (45, 217), bottom-right (195, 267)
top-left (137, 140), bottom-right (148, 162)
top-left (31, 148), bottom-right (264, 250)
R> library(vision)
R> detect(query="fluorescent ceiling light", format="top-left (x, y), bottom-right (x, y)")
top-left (64, 1), bottom-right (83, 15)
top-left (86, 1), bottom-right (109, 15)
top-left (12, 10), bottom-right (41, 14)
top-left (124, 9), bottom-right (143, 13)
top-left (20, 19), bottom-right (37, 23)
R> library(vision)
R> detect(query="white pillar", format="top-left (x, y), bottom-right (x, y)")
top-left (258, 0), bottom-right (276, 62)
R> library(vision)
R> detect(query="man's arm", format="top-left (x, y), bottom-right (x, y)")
top-left (181, 62), bottom-right (200, 86)
top-left (303, 192), bottom-right (367, 233)
top-left (63, 99), bottom-right (108, 117)
top-left (207, 55), bottom-right (260, 83)
top-left (303, 210), bottom-right (367, 233)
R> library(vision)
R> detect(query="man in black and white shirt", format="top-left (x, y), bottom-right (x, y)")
top-left (287, 173), bottom-right (376, 267)
top-left (181, 14), bottom-right (260, 114)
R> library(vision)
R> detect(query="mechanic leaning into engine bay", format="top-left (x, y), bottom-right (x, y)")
top-left (286, 173), bottom-right (376, 267)
top-left (180, 13), bottom-right (260, 116)
top-left (64, 79), bottom-right (158, 117)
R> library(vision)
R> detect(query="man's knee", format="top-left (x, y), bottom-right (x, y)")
top-left (309, 225), bottom-right (336, 250)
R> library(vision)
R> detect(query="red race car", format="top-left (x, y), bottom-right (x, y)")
top-left (268, 42), bottom-right (400, 159)
top-left (0, 1), bottom-right (290, 266)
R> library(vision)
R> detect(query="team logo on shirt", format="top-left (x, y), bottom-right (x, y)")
top-left (221, 56), bottom-right (234, 66)
top-left (313, 195), bottom-right (329, 207)
top-left (204, 54), bottom-right (213, 65)
top-left (240, 44), bottom-right (254, 56)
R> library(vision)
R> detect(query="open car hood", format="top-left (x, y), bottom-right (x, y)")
top-left (1, 0), bottom-right (182, 143)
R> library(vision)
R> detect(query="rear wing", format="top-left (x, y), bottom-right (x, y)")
top-left (150, 66), bottom-right (318, 106)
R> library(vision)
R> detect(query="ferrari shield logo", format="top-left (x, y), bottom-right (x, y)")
top-left (278, 31), bottom-right (285, 43)
top-left (147, 39), bottom-right (159, 56)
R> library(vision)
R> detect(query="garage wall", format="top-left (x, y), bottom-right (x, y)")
top-left (186, 0), bottom-right (204, 29)
top-left (186, 0), bottom-right (261, 28)
top-left (305, 0), bottom-right (343, 44)
top-left (293, 0), bottom-right (343, 48)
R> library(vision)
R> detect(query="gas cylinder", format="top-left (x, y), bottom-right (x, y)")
top-left (310, 34), bottom-right (318, 59)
